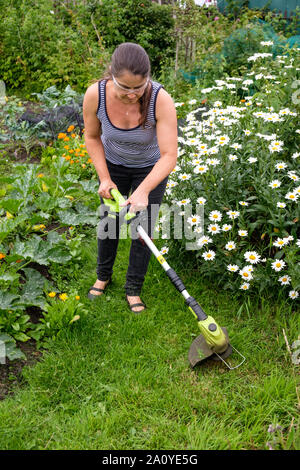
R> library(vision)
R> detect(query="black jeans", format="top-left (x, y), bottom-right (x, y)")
top-left (97, 160), bottom-right (168, 296)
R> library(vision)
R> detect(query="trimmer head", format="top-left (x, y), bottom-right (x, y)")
top-left (188, 327), bottom-right (245, 370)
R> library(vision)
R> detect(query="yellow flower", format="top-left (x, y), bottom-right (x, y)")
top-left (59, 293), bottom-right (68, 301)
top-left (75, 295), bottom-right (80, 300)
top-left (6, 211), bottom-right (13, 219)
top-left (37, 173), bottom-right (44, 178)
top-left (42, 182), bottom-right (49, 192)
top-left (48, 292), bottom-right (56, 298)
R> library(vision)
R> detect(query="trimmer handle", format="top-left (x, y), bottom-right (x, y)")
top-left (102, 188), bottom-right (137, 223)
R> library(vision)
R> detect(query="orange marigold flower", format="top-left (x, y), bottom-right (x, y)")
top-left (70, 160), bottom-right (74, 164)
top-left (64, 145), bottom-right (69, 150)
top-left (67, 125), bottom-right (75, 132)
top-left (87, 158), bottom-right (92, 163)
top-left (63, 137), bottom-right (70, 142)
top-left (65, 155), bottom-right (71, 161)
top-left (71, 133), bottom-right (76, 138)
top-left (0, 253), bottom-right (6, 260)
top-left (58, 133), bottom-right (66, 139)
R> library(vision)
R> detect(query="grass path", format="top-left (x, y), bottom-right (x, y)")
top-left (0, 233), bottom-right (299, 450)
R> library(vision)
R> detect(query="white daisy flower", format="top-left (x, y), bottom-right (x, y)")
top-left (278, 275), bottom-right (291, 285)
top-left (207, 224), bottom-right (221, 235)
top-left (227, 210), bottom-right (240, 219)
top-left (240, 283), bottom-right (250, 290)
top-left (289, 290), bottom-right (299, 299)
top-left (197, 235), bottom-right (212, 247)
top-left (275, 162), bottom-right (287, 171)
top-left (273, 238), bottom-right (288, 249)
top-left (238, 230), bottom-right (248, 237)
top-left (271, 259), bottom-right (286, 271)
top-left (202, 250), bottom-right (216, 261)
top-left (239, 201), bottom-right (249, 206)
top-left (160, 246), bottom-right (169, 255)
top-left (243, 129), bottom-right (252, 135)
top-left (196, 197), bottom-right (206, 205)
top-left (269, 180), bottom-right (281, 189)
top-left (248, 157), bottom-right (257, 163)
top-left (239, 268), bottom-right (253, 281)
top-left (207, 158), bottom-right (220, 166)
top-left (228, 154), bottom-right (238, 161)
top-left (244, 251), bottom-right (261, 264)
top-left (187, 215), bottom-right (201, 226)
top-left (193, 164), bottom-right (208, 174)
top-left (178, 173), bottom-right (191, 181)
top-left (296, 239), bottom-right (300, 248)
top-left (231, 143), bottom-right (242, 150)
top-left (225, 241), bottom-right (236, 251)
top-left (287, 172), bottom-right (299, 182)
top-left (294, 186), bottom-right (300, 195)
top-left (176, 198), bottom-right (191, 206)
top-left (227, 264), bottom-right (239, 272)
top-left (218, 135), bottom-right (230, 146)
top-left (285, 192), bottom-right (299, 201)
top-left (222, 224), bottom-right (232, 232)
top-left (277, 202), bottom-right (286, 208)
top-left (209, 210), bottom-right (222, 222)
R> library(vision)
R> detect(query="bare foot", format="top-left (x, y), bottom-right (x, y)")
top-left (126, 295), bottom-right (146, 313)
top-left (89, 279), bottom-right (110, 296)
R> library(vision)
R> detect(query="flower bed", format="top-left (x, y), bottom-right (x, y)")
top-left (159, 43), bottom-right (299, 301)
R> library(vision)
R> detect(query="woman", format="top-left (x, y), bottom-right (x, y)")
top-left (83, 42), bottom-right (177, 313)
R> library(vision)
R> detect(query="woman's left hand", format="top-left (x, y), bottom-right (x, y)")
top-left (121, 188), bottom-right (149, 213)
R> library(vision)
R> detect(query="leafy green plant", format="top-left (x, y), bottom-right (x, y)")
top-left (36, 293), bottom-right (87, 343)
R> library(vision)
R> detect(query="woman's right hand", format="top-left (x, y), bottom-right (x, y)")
top-left (98, 178), bottom-right (118, 199)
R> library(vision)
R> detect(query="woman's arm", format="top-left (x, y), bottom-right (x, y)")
top-left (83, 83), bottom-right (117, 198)
top-left (123, 88), bottom-right (178, 211)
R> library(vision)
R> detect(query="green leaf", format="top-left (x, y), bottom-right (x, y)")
top-left (47, 246), bottom-right (72, 264)
top-left (0, 292), bottom-right (20, 310)
top-left (14, 332), bottom-right (30, 342)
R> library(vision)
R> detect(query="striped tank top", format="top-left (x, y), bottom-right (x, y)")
top-left (96, 79), bottom-right (163, 168)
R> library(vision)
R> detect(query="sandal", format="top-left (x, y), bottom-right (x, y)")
top-left (87, 278), bottom-right (112, 300)
top-left (126, 295), bottom-right (147, 314)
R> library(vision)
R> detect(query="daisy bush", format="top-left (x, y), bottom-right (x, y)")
top-left (160, 43), bottom-right (300, 301)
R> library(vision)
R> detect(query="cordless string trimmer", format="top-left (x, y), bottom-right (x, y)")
top-left (102, 188), bottom-right (245, 370)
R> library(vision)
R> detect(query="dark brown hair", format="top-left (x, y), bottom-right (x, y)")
top-left (101, 42), bottom-right (152, 128)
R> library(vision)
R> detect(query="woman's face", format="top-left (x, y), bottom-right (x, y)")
top-left (112, 70), bottom-right (149, 103)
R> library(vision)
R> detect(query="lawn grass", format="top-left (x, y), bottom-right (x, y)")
top-left (0, 233), bottom-right (299, 450)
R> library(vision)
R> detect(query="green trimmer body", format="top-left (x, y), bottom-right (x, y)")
top-left (103, 189), bottom-right (245, 370)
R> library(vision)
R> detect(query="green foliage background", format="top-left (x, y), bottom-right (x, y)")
top-left (0, 0), bottom-right (174, 96)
